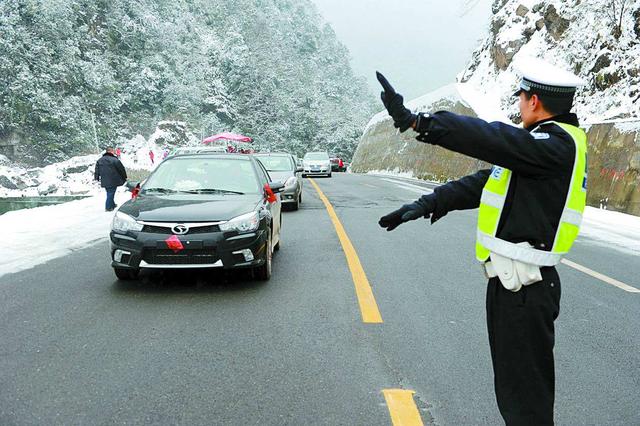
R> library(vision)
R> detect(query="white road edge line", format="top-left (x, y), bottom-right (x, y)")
top-left (561, 258), bottom-right (640, 293)
top-left (379, 179), bottom-right (434, 195)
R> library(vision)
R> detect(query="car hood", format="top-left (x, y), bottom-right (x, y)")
top-left (267, 170), bottom-right (294, 182)
top-left (119, 194), bottom-right (261, 222)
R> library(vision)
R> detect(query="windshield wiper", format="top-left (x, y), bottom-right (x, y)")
top-left (182, 188), bottom-right (245, 195)
top-left (143, 187), bottom-right (178, 194)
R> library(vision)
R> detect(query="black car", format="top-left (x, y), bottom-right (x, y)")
top-left (254, 152), bottom-right (303, 210)
top-left (109, 153), bottom-right (283, 281)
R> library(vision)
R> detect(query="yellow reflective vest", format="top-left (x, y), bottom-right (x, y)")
top-left (475, 122), bottom-right (588, 266)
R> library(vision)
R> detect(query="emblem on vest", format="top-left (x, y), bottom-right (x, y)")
top-left (490, 166), bottom-right (504, 180)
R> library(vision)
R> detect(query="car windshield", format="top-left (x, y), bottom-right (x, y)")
top-left (255, 155), bottom-right (293, 171)
top-left (142, 157), bottom-right (260, 194)
top-left (304, 152), bottom-right (329, 161)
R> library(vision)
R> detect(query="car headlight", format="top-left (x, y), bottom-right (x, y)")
top-left (219, 211), bottom-right (260, 233)
top-left (284, 177), bottom-right (297, 188)
top-left (303, 162), bottom-right (311, 169)
top-left (111, 211), bottom-right (143, 232)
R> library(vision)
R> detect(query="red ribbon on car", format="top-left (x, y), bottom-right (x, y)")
top-left (165, 235), bottom-right (184, 253)
top-left (264, 183), bottom-right (277, 203)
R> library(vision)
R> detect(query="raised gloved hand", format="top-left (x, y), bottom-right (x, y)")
top-left (378, 195), bottom-right (436, 231)
top-left (376, 71), bottom-right (416, 132)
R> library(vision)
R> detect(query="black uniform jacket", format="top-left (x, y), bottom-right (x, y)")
top-left (423, 111), bottom-right (581, 251)
top-left (94, 153), bottom-right (127, 188)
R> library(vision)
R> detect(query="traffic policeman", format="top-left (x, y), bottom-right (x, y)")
top-left (377, 57), bottom-right (587, 425)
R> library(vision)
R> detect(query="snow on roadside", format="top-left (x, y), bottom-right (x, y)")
top-left (1, 190), bottom-right (130, 278)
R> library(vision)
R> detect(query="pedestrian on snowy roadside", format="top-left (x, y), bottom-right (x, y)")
top-left (149, 149), bottom-right (155, 164)
top-left (94, 147), bottom-right (127, 212)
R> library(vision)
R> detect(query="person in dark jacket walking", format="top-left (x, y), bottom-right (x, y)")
top-left (94, 147), bottom-right (127, 212)
top-left (376, 57), bottom-right (588, 425)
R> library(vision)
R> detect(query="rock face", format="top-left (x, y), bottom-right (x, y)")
top-left (0, 175), bottom-right (18, 190)
top-left (493, 39), bottom-right (526, 70)
top-left (460, 0), bottom-right (640, 122)
top-left (63, 165), bottom-right (90, 175)
top-left (543, 4), bottom-right (570, 41)
top-left (515, 4), bottom-right (529, 17)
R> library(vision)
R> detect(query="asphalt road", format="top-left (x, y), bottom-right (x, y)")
top-left (1, 173), bottom-right (638, 425)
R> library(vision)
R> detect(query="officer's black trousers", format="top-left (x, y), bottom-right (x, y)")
top-left (486, 266), bottom-right (561, 426)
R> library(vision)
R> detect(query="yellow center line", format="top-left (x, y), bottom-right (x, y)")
top-left (308, 178), bottom-right (383, 323)
top-left (383, 389), bottom-right (424, 426)
top-left (561, 258), bottom-right (640, 293)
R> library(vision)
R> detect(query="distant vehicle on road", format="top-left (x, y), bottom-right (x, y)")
top-left (110, 153), bottom-right (284, 281)
top-left (330, 157), bottom-right (346, 172)
top-left (302, 151), bottom-right (332, 178)
top-left (254, 152), bottom-right (303, 210)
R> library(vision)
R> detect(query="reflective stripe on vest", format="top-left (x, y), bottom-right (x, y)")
top-left (475, 122), bottom-right (588, 266)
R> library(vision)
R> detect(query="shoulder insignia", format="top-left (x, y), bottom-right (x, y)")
top-left (532, 132), bottom-right (550, 140)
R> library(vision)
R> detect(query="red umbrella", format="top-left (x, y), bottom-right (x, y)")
top-left (203, 132), bottom-right (252, 144)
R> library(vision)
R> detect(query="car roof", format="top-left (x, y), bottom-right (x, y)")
top-left (170, 152), bottom-right (253, 161)
top-left (253, 152), bottom-right (291, 157)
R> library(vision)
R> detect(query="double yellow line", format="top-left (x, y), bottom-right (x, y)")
top-left (308, 178), bottom-right (424, 426)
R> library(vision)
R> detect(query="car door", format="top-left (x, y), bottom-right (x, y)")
top-left (255, 159), bottom-right (281, 244)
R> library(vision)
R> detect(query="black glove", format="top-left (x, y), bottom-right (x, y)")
top-left (376, 71), bottom-right (416, 132)
top-left (378, 195), bottom-right (436, 231)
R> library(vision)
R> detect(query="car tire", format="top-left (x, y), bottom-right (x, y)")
top-left (114, 267), bottom-right (139, 280)
top-left (328, 172), bottom-right (332, 178)
top-left (292, 196), bottom-right (299, 211)
top-left (254, 229), bottom-right (272, 281)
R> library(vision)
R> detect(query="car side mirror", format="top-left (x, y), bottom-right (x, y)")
top-left (296, 166), bottom-right (303, 173)
top-left (125, 181), bottom-right (140, 192)
top-left (268, 181), bottom-right (285, 193)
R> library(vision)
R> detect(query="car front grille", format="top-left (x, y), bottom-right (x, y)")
top-left (142, 248), bottom-right (218, 265)
top-left (142, 225), bottom-right (219, 234)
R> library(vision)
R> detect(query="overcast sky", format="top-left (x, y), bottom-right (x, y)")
top-left (311, 0), bottom-right (493, 100)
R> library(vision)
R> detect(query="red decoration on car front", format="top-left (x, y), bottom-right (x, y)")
top-left (165, 235), bottom-right (184, 253)
top-left (264, 184), bottom-right (277, 203)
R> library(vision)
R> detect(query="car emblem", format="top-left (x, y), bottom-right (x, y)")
top-left (172, 224), bottom-right (189, 235)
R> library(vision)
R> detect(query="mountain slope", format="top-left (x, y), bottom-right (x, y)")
top-left (459, 0), bottom-right (640, 123)
top-left (0, 0), bottom-right (375, 165)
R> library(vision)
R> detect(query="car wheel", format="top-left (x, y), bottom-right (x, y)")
top-left (114, 267), bottom-right (139, 280)
top-left (328, 172), bottom-right (332, 178)
top-left (292, 197), bottom-right (299, 211)
top-left (254, 229), bottom-right (272, 281)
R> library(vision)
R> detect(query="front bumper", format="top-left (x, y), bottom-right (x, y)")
top-left (303, 168), bottom-right (330, 175)
top-left (280, 186), bottom-right (299, 203)
top-left (110, 228), bottom-right (268, 270)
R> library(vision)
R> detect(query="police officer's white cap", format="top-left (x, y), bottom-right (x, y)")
top-left (512, 56), bottom-right (586, 97)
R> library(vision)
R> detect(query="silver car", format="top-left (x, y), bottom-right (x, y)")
top-left (302, 151), bottom-right (332, 178)
top-left (254, 153), bottom-right (303, 210)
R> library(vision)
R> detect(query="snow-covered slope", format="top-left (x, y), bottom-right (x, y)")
top-left (459, 0), bottom-right (640, 123)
